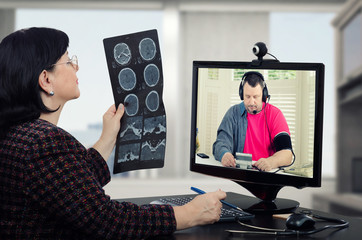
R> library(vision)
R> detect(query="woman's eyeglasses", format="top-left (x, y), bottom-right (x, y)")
top-left (47, 55), bottom-right (78, 70)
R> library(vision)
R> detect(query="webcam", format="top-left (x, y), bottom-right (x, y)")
top-left (251, 42), bottom-right (279, 66)
top-left (253, 42), bottom-right (268, 60)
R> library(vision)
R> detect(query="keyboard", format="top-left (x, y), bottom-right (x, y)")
top-left (150, 196), bottom-right (254, 222)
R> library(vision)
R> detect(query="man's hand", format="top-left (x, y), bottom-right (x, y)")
top-left (221, 152), bottom-right (236, 167)
top-left (253, 150), bottom-right (293, 171)
top-left (253, 158), bottom-right (273, 171)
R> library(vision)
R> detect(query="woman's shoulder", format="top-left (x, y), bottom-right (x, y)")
top-left (22, 119), bottom-right (71, 139)
top-left (14, 119), bottom-right (83, 153)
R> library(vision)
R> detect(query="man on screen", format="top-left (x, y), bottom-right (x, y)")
top-left (212, 71), bottom-right (293, 171)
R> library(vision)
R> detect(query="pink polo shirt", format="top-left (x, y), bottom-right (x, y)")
top-left (243, 103), bottom-right (290, 161)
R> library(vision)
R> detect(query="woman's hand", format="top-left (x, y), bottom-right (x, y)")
top-left (93, 104), bottom-right (124, 161)
top-left (101, 104), bottom-right (124, 144)
top-left (173, 190), bottom-right (226, 230)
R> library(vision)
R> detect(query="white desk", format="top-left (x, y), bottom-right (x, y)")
top-left (195, 154), bottom-right (261, 171)
top-left (195, 154), bottom-right (297, 176)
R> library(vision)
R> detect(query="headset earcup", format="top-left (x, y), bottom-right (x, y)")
top-left (241, 71), bottom-right (269, 102)
top-left (239, 82), bottom-right (244, 101)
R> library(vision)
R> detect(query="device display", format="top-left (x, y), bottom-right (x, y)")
top-left (190, 60), bottom-right (324, 214)
top-left (197, 153), bottom-right (209, 158)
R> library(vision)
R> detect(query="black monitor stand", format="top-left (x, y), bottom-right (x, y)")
top-left (232, 181), bottom-right (299, 214)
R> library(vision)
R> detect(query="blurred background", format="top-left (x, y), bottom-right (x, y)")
top-left (1, 0), bottom-right (361, 216)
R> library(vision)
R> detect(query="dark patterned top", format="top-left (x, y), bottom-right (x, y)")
top-left (0, 119), bottom-right (176, 239)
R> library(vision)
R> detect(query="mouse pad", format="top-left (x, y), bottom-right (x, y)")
top-left (103, 29), bottom-right (166, 174)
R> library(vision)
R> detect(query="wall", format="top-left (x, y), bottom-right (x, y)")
top-left (0, 9), bottom-right (14, 40)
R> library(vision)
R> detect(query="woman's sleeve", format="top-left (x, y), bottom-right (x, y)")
top-left (85, 147), bottom-right (111, 187)
top-left (24, 150), bottom-right (177, 239)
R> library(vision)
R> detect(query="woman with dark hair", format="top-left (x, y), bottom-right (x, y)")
top-left (0, 27), bottom-right (226, 239)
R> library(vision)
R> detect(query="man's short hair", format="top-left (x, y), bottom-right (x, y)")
top-left (242, 71), bottom-right (265, 89)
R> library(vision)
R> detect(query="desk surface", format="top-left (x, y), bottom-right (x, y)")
top-left (116, 192), bottom-right (362, 240)
top-left (195, 155), bottom-right (308, 176)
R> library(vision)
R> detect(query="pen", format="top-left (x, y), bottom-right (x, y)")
top-left (190, 186), bottom-right (244, 212)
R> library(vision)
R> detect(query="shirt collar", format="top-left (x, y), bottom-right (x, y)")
top-left (239, 102), bottom-right (247, 117)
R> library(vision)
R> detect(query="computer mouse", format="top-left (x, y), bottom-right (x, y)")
top-left (286, 213), bottom-right (316, 230)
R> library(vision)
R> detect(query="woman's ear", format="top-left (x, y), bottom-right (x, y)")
top-left (38, 70), bottom-right (53, 95)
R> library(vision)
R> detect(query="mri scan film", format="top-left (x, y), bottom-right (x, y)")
top-left (103, 29), bottom-right (166, 173)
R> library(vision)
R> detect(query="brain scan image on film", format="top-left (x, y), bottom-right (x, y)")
top-left (114, 43), bottom-right (131, 65)
top-left (118, 68), bottom-right (136, 91)
top-left (141, 139), bottom-right (166, 161)
top-left (117, 143), bottom-right (140, 163)
top-left (145, 90), bottom-right (159, 112)
top-left (139, 38), bottom-right (156, 61)
top-left (124, 94), bottom-right (139, 116)
top-left (119, 116), bottom-right (143, 141)
top-left (143, 115), bottom-right (166, 137)
top-left (144, 64), bottom-right (160, 87)
top-left (104, 29), bottom-right (165, 173)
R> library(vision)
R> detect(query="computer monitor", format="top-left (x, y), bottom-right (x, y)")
top-left (190, 60), bottom-right (324, 214)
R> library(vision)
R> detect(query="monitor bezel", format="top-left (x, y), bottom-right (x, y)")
top-left (190, 60), bottom-right (324, 189)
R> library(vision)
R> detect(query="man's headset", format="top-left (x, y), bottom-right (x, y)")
top-left (239, 71), bottom-right (269, 103)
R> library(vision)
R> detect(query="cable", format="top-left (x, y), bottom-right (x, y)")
top-left (236, 220), bottom-right (285, 232)
top-left (264, 96), bottom-right (273, 151)
top-left (267, 52), bottom-right (279, 61)
top-left (263, 95), bottom-right (296, 173)
top-left (225, 212), bottom-right (349, 236)
top-left (263, 97), bottom-right (295, 173)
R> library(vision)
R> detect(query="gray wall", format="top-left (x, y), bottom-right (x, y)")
top-left (0, 9), bottom-right (14, 40)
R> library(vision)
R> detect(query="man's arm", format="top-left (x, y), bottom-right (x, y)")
top-left (212, 108), bottom-right (236, 161)
top-left (253, 149), bottom-right (292, 171)
top-left (253, 132), bottom-right (293, 171)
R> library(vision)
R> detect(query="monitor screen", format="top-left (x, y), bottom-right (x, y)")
top-left (190, 60), bottom-right (324, 213)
